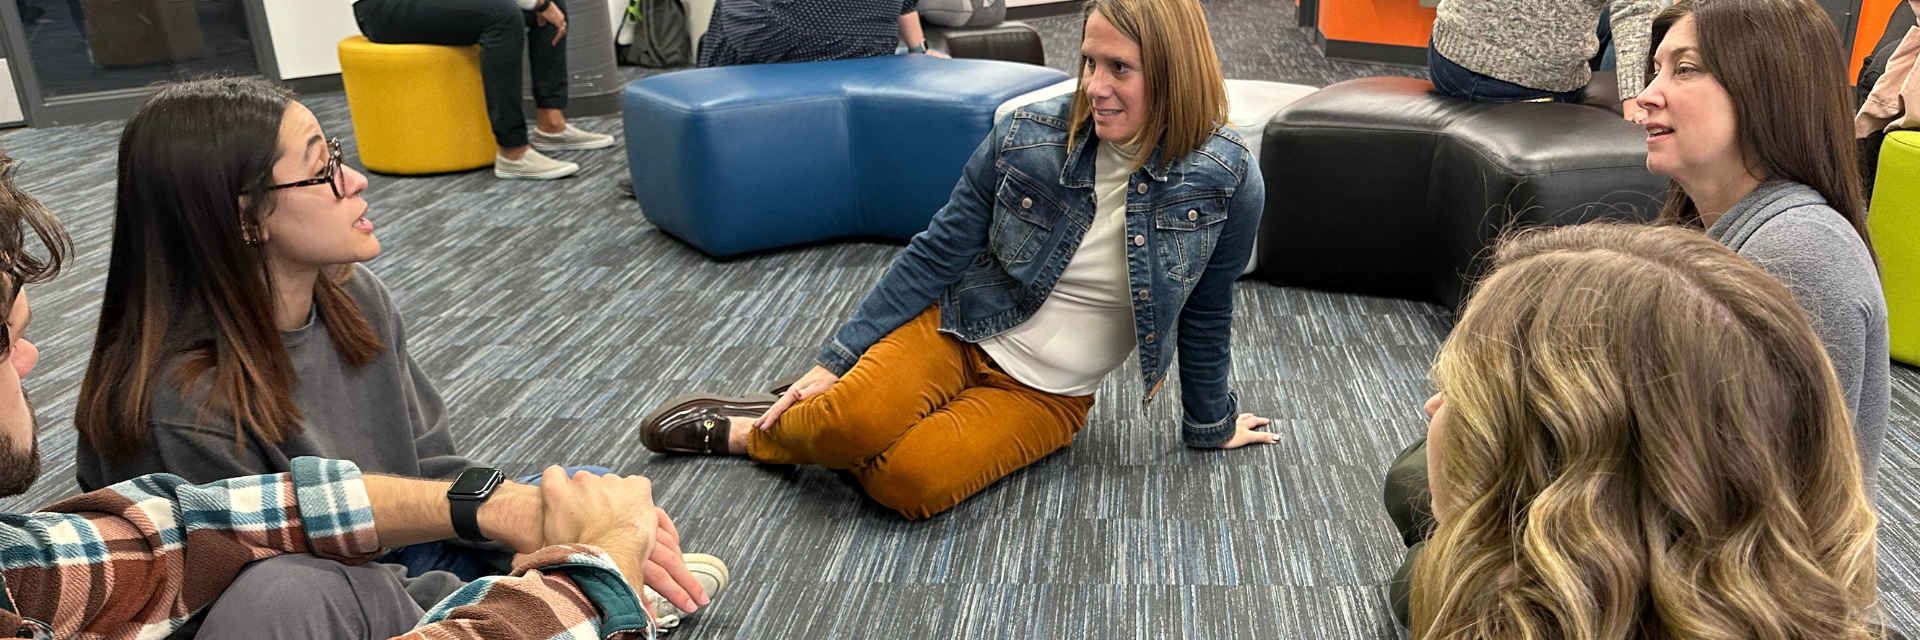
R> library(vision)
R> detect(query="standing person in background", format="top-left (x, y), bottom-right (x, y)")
top-left (1428, 0), bottom-right (1663, 114)
top-left (697, 0), bottom-right (950, 66)
top-left (353, 0), bottom-right (617, 180)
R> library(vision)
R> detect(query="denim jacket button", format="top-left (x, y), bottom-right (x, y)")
top-left (1188, 209), bottom-right (1198, 221)
top-left (1145, 333), bottom-right (1156, 343)
top-left (1135, 183), bottom-right (1148, 194)
top-left (1133, 234), bottom-right (1145, 246)
top-left (1021, 197), bottom-right (1032, 209)
top-left (1137, 289), bottom-right (1149, 300)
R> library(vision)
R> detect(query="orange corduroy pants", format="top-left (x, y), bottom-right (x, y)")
top-left (748, 307), bottom-right (1094, 519)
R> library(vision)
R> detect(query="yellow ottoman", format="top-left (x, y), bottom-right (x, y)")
top-left (1872, 130), bottom-right (1920, 365)
top-left (337, 36), bottom-right (496, 175)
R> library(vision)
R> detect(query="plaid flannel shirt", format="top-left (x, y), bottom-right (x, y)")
top-left (0, 457), bottom-right (652, 640)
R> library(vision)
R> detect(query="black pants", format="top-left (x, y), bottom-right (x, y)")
top-left (1382, 437), bottom-right (1431, 628)
top-left (354, 0), bottom-right (569, 148)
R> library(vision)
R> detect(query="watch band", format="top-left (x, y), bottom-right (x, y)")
top-left (450, 497), bottom-right (490, 542)
top-left (447, 467), bottom-right (504, 543)
top-left (907, 42), bottom-right (928, 54)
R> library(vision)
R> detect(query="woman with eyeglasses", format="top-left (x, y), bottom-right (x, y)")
top-left (68, 78), bottom-right (646, 601)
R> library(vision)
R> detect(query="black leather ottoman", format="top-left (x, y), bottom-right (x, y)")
top-left (926, 21), bottom-right (1046, 66)
top-left (1254, 77), bottom-right (1666, 308)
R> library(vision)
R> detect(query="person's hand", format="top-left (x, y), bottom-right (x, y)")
top-left (1622, 98), bottom-right (1643, 122)
top-left (538, 467), bottom-right (657, 592)
top-left (926, 49), bottom-right (951, 59)
top-left (756, 365), bottom-right (838, 430)
top-left (1219, 413), bottom-right (1278, 449)
top-left (639, 508), bottom-right (710, 613)
top-left (538, 3), bottom-right (568, 45)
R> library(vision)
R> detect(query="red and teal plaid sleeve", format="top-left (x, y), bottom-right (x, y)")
top-left (403, 544), bottom-right (656, 640)
top-left (0, 457), bottom-right (381, 639)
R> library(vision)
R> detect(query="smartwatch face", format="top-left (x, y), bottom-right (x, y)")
top-left (449, 468), bottom-right (504, 499)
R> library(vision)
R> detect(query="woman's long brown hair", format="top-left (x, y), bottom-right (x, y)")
top-left (1412, 224), bottom-right (1881, 640)
top-left (78, 77), bottom-right (384, 459)
top-left (1648, 0), bottom-right (1872, 258)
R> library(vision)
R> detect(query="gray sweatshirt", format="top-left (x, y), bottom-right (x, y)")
top-left (75, 264), bottom-right (485, 491)
top-left (1707, 181), bottom-right (1890, 482)
top-left (1431, 0), bottom-right (1663, 96)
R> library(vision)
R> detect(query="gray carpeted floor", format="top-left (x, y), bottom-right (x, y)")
top-left (0, 0), bottom-right (1912, 638)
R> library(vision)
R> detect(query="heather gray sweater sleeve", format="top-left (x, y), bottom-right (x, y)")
top-left (1708, 182), bottom-right (1891, 483)
top-left (1609, 0), bottom-right (1662, 98)
top-left (355, 264), bottom-right (480, 480)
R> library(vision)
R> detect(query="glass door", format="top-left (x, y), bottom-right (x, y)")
top-left (0, 0), bottom-right (270, 125)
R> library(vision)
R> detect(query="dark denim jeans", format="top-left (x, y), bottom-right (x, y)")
top-left (1428, 47), bottom-right (1585, 104)
top-left (355, 0), bottom-right (570, 148)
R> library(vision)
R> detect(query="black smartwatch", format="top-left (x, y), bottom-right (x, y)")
top-left (447, 467), bottom-right (505, 543)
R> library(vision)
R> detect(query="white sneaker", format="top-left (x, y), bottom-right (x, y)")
top-left (530, 124), bottom-right (617, 152)
top-left (494, 149), bottom-right (579, 180)
top-left (646, 553), bottom-right (729, 632)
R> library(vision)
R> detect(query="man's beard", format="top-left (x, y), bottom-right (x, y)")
top-left (0, 389), bottom-right (41, 498)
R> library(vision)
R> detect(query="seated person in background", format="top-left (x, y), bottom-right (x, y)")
top-left (1387, 0), bottom-right (1890, 622)
top-left (643, 0), bottom-right (1276, 520)
top-left (1429, 0), bottom-right (1662, 110)
top-left (0, 151), bottom-right (692, 640)
top-left (697, 0), bottom-right (950, 66)
top-left (71, 77), bottom-right (719, 626)
top-left (352, 0), bottom-right (615, 180)
top-left (1634, 0), bottom-right (1888, 482)
top-left (1408, 223), bottom-right (1883, 639)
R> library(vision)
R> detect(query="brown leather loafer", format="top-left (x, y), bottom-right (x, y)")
top-left (640, 392), bottom-right (778, 455)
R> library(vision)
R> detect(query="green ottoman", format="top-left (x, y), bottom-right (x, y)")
top-left (1873, 130), bottom-right (1920, 365)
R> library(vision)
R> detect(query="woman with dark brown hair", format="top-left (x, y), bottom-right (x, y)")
top-left (1633, 0), bottom-right (1888, 481)
top-left (1383, 0), bottom-right (1890, 625)
top-left (66, 77), bottom-right (640, 594)
top-left (1409, 223), bottom-right (1883, 640)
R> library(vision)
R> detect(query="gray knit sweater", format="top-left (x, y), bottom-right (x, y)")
top-left (1707, 181), bottom-right (1889, 483)
top-left (1431, 0), bottom-right (1663, 96)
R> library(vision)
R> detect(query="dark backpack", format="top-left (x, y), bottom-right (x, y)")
top-left (620, 0), bottom-right (691, 68)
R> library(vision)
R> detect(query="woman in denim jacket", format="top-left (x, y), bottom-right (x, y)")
top-left (640, 0), bottom-right (1274, 519)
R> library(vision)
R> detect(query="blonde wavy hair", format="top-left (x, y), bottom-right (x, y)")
top-left (1413, 224), bottom-right (1881, 640)
top-left (1065, 0), bottom-right (1228, 174)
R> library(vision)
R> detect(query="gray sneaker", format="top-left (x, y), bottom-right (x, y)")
top-left (494, 149), bottom-right (579, 180)
top-left (530, 124), bottom-right (617, 152)
top-left (646, 553), bottom-right (729, 632)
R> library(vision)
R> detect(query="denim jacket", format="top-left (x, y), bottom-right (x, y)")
top-left (818, 95), bottom-right (1264, 447)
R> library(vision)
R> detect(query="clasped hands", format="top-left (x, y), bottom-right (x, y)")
top-left (490, 467), bottom-right (710, 615)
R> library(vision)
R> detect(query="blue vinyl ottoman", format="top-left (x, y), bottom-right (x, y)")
top-left (622, 56), bottom-right (1071, 257)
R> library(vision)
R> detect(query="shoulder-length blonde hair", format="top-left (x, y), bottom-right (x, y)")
top-left (1413, 223), bottom-right (1881, 640)
top-left (1066, 0), bottom-right (1228, 173)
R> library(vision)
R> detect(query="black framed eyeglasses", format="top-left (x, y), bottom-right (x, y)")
top-left (267, 138), bottom-right (344, 199)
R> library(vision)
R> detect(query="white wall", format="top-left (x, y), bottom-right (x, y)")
top-left (261, 0), bottom-right (629, 80)
top-left (261, 0), bottom-right (361, 79)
